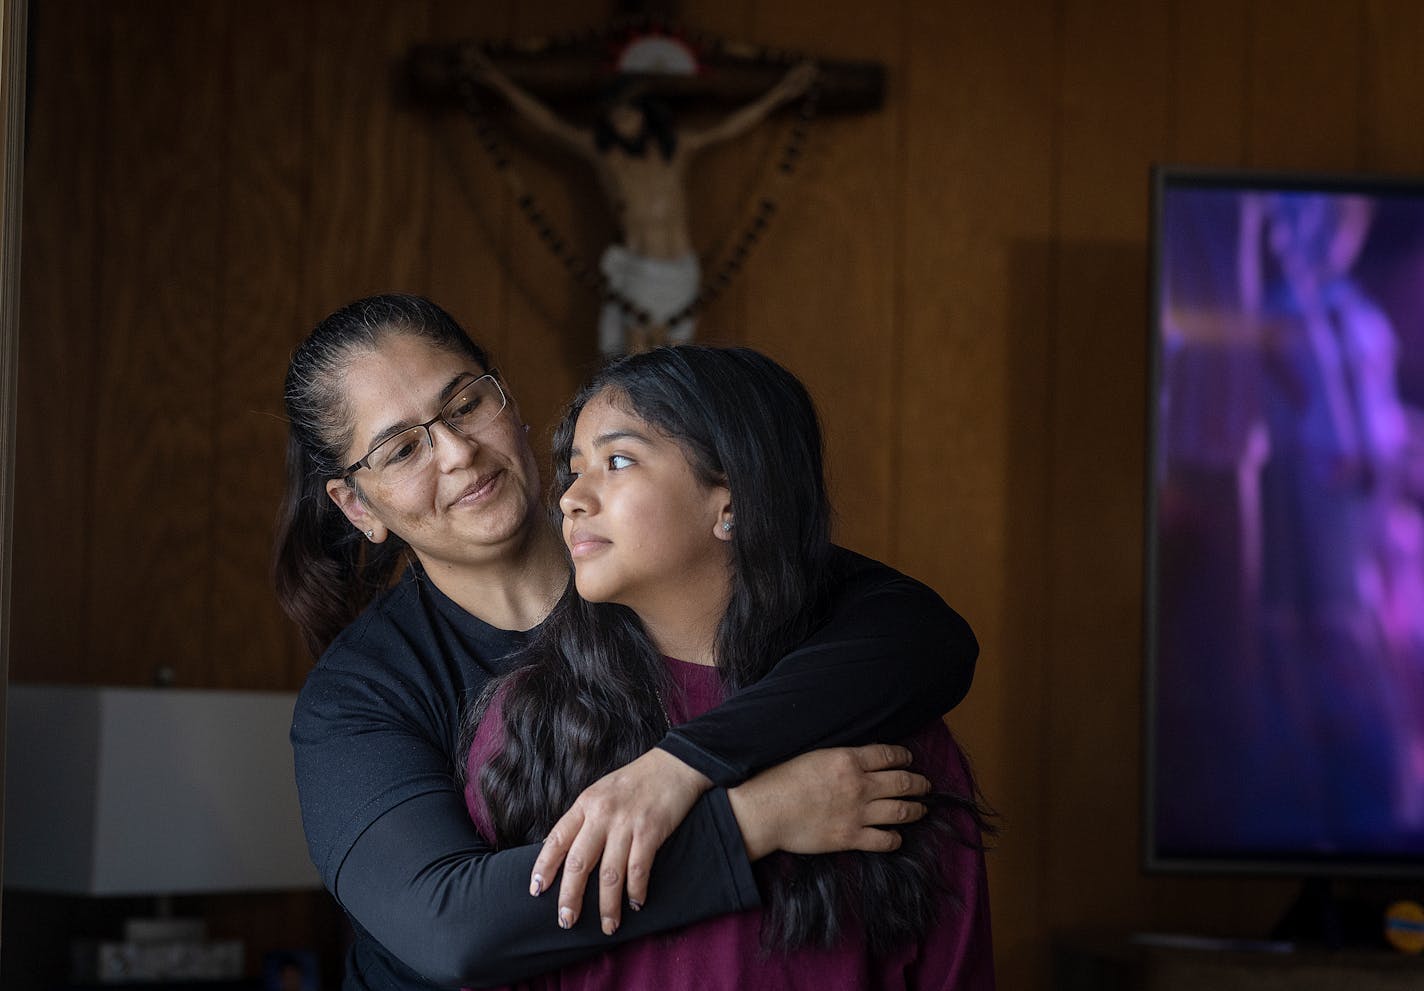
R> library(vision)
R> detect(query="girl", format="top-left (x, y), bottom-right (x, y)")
top-left (465, 346), bottom-right (994, 989)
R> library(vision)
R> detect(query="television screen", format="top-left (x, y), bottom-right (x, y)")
top-left (1146, 168), bottom-right (1424, 875)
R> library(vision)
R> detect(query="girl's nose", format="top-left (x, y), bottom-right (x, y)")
top-left (559, 473), bottom-right (593, 517)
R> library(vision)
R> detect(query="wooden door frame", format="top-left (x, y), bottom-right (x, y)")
top-left (0, 0), bottom-right (29, 916)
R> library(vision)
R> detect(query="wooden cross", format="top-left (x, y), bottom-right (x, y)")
top-left (402, 11), bottom-right (885, 355)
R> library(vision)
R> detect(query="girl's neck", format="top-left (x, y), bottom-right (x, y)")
top-left (638, 580), bottom-right (730, 668)
top-left (422, 521), bottom-right (570, 632)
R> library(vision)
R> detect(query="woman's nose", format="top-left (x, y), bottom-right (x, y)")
top-left (430, 420), bottom-right (478, 471)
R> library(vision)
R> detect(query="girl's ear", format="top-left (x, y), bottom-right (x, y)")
top-left (713, 491), bottom-right (734, 542)
top-left (325, 478), bottom-right (388, 543)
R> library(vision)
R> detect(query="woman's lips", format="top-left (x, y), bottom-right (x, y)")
top-left (450, 469), bottom-right (502, 508)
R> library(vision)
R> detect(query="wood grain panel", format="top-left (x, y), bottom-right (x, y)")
top-left (11, 0), bottom-right (104, 681)
top-left (303, 0), bottom-right (432, 318)
top-left (425, 3), bottom-right (518, 372)
top-left (489, 0), bottom-right (610, 464)
top-left (1360, 0), bottom-right (1424, 173)
top-left (899, 3), bottom-right (1058, 987)
top-left (1048, 0), bottom-right (1170, 935)
top-left (86, 0), bottom-right (230, 685)
top-left (743, 1), bottom-right (900, 562)
top-left (1246, 0), bottom-right (1362, 171)
top-left (676, 0), bottom-right (767, 353)
top-left (208, 0), bottom-right (313, 688)
top-left (1167, 0), bottom-right (1249, 166)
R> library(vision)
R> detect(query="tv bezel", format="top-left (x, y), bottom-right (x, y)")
top-left (1142, 164), bottom-right (1424, 879)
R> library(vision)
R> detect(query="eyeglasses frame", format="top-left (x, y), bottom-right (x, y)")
top-left (341, 371), bottom-right (507, 482)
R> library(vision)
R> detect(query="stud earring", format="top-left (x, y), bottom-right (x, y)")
top-left (721, 521), bottom-right (733, 533)
top-left (364, 529), bottom-right (374, 540)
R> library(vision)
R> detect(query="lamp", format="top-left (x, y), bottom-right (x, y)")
top-left (4, 684), bottom-right (321, 981)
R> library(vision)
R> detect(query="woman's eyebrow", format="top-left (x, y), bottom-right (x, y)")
top-left (364, 372), bottom-right (479, 450)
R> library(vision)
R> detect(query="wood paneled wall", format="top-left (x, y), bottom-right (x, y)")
top-left (13, 0), bottom-right (1424, 987)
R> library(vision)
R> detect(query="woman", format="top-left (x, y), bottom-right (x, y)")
top-left (464, 345), bottom-right (994, 988)
top-left (276, 294), bottom-right (979, 989)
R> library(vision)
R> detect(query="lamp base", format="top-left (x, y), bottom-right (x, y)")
top-left (71, 937), bottom-right (244, 984)
top-left (124, 917), bottom-right (207, 944)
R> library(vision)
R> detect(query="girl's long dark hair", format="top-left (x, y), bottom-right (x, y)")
top-left (464, 346), bottom-right (990, 954)
top-left (273, 293), bottom-right (490, 657)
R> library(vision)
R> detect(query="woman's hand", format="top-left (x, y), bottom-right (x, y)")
top-left (727, 744), bottom-right (930, 861)
top-left (531, 749), bottom-right (712, 936)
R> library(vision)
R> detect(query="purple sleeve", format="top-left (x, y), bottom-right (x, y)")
top-left (463, 689), bottom-right (508, 841)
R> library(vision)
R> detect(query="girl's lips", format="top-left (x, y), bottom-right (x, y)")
top-left (566, 530), bottom-right (611, 558)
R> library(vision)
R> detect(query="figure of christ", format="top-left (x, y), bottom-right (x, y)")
top-left (470, 52), bottom-right (817, 355)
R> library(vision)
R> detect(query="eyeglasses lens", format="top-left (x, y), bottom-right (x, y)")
top-left (365, 376), bottom-right (507, 481)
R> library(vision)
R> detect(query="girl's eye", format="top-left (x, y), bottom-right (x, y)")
top-left (608, 454), bottom-right (634, 470)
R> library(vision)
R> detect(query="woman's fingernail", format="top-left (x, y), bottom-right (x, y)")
top-left (628, 899), bottom-right (643, 912)
top-left (601, 916), bottom-right (618, 935)
top-left (558, 907), bottom-right (574, 930)
top-left (530, 874), bottom-right (543, 897)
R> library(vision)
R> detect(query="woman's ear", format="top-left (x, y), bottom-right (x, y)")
top-left (325, 478), bottom-right (388, 543)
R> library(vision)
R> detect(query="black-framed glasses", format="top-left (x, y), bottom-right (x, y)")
top-left (343, 372), bottom-right (508, 483)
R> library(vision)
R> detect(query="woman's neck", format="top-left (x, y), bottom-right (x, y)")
top-left (422, 522), bottom-right (570, 632)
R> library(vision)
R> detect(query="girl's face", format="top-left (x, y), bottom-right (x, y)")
top-left (559, 390), bottom-right (732, 614)
top-left (324, 333), bottom-right (543, 571)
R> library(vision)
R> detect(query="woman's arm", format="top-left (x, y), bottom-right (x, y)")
top-left (663, 547), bottom-right (978, 783)
top-left (296, 563), bottom-right (949, 986)
top-left (335, 789), bottom-right (757, 988)
top-left (532, 548), bottom-right (975, 933)
top-left (294, 648), bottom-right (759, 989)
top-left (338, 748), bottom-right (929, 988)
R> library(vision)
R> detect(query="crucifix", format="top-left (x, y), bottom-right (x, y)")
top-left (406, 10), bottom-right (885, 356)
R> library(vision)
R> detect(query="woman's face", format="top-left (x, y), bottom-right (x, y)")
top-left (324, 333), bottom-right (543, 571)
top-left (559, 390), bottom-right (731, 612)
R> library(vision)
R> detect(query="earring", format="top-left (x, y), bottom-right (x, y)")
top-left (721, 520), bottom-right (733, 533)
top-left (363, 529), bottom-right (374, 540)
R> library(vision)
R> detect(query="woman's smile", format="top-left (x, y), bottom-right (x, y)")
top-left (448, 468), bottom-right (505, 510)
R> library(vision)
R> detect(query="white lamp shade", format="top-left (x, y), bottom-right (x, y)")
top-left (4, 684), bottom-right (321, 895)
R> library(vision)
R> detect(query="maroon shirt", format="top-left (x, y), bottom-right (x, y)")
top-left (465, 657), bottom-right (995, 990)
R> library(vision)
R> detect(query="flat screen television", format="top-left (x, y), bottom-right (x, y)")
top-left (1145, 167), bottom-right (1424, 880)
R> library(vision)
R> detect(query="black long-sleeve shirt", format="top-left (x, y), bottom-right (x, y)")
top-left (290, 547), bottom-right (977, 990)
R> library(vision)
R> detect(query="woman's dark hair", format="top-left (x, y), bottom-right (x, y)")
top-left (273, 293), bottom-right (490, 657)
top-left (465, 345), bottom-right (989, 954)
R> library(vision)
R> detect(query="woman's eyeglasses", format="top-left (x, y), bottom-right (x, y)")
top-left (343, 373), bottom-right (507, 484)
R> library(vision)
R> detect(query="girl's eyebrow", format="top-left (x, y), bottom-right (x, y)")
top-left (569, 428), bottom-right (653, 459)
